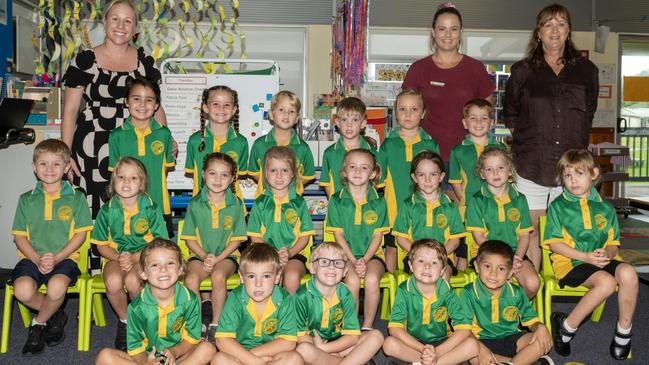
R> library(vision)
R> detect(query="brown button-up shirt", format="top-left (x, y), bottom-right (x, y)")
top-left (504, 58), bottom-right (599, 187)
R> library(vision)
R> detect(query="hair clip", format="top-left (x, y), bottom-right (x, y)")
top-left (438, 2), bottom-right (456, 10)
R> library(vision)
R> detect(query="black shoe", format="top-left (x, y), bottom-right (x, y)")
top-left (115, 321), bottom-right (127, 351)
top-left (610, 330), bottom-right (632, 360)
top-left (22, 323), bottom-right (46, 356)
top-left (201, 301), bottom-right (213, 326)
top-left (534, 355), bottom-right (555, 365)
top-left (206, 324), bottom-right (218, 344)
top-left (550, 312), bottom-right (573, 357)
top-left (45, 309), bottom-right (68, 347)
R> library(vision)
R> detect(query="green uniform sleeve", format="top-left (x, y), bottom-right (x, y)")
top-left (276, 293), bottom-right (297, 341)
top-left (11, 196), bottom-right (28, 235)
top-left (184, 135), bottom-right (197, 174)
top-left (457, 285), bottom-right (475, 319)
top-left (215, 292), bottom-right (240, 337)
top-left (108, 130), bottom-right (120, 171)
top-left (180, 202), bottom-right (198, 240)
top-left (446, 289), bottom-right (472, 329)
top-left (164, 129), bottom-right (175, 167)
top-left (295, 290), bottom-right (309, 336)
top-left (377, 146), bottom-right (387, 183)
top-left (427, 139), bottom-right (440, 154)
top-left (388, 285), bottom-right (407, 328)
top-left (248, 138), bottom-right (263, 175)
top-left (392, 202), bottom-right (410, 237)
top-left (375, 198), bottom-right (389, 233)
top-left (325, 198), bottom-right (343, 231)
top-left (247, 200), bottom-right (263, 237)
top-left (91, 206), bottom-right (110, 245)
top-left (518, 195), bottom-right (533, 231)
top-left (606, 210), bottom-right (621, 246)
top-left (447, 203), bottom-right (466, 238)
top-left (448, 148), bottom-right (462, 183)
top-left (319, 150), bottom-right (331, 185)
top-left (148, 204), bottom-right (169, 239)
top-left (517, 286), bottom-right (540, 327)
top-left (181, 292), bottom-right (202, 344)
top-left (542, 202), bottom-right (564, 247)
top-left (72, 192), bottom-right (93, 232)
top-left (238, 139), bottom-right (249, 174)
top-left (298, 199), bottom-right (315, 235)
top-left (465, 196), bottom-right (486, 232)
top-left (231, 200), bottom-right (248, 240)
top-left (126, 303), bottom-right (148, 355)
top-left (298, 144), bottom-right (316, 180)
top-left (340, 287), bottom-right (360, 334)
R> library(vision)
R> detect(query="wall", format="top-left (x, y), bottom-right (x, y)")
top-left (0, 0), bottom-right (12, 73)
top-left (306, 24), bottom-right (332, 119)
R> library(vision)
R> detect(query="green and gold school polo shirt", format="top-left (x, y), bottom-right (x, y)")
top-left (319, 138), bottom-right (384, 197)
top-left (448, 134), bottom-right (507, 216)
top-left (248, 128), bottom-right (316, 197)
top-left (184, 125), bottom-right (249, 197)
top-left (389, 276), bottom-right (471, 344)
top-left (325, 187), bottom-right (389, 260)
top-left (465, 184), bottom-right (532, 259)
top-left (459, 279), bottom-right (539, 340)
top-left (91, 194), bottom-right (168, 253)
top-left (180, 186), bottom-right (247, 257)
top-left (392, 191), bottom-right (465, 246)
top-left (127, 282), bottom-right (201, 357)
top-left (108, 117), bottom-right (175, 214)
top-left (12, 181), bottom-right (93, 262)
top-left (247, 185), bottom-right (315, 252)
top-left (216, 284), bottom-right (297, 350)
top-left (295, 277), bottom-right (361, 340)
top-left (379, 127), bottom-right (440, 225)
top-left (543, 187), bottom-right (621, 280)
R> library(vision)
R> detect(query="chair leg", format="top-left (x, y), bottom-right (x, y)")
top-left (18, 301), bottom-right (32, 328)
top-left (544, 285), bottom-right (553, 332)
top-left (77, 280), bottom-right (87, 351)
top-left (1, 285), bottom-right (14, 353)
top-left (93, 293), bottom-right (106, 327)
top-left (380, 288), bottom-right (390, 320)
top-left (591, 299), bottom-right (606, 322)
top-left (534, 289), bottom-right (544, 323)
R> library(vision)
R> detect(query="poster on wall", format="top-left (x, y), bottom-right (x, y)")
top-left (0, 0), bottom-right (7, 25)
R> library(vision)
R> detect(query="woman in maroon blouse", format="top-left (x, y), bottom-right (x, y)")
top-left (402, 2), bottom-right (494, 162)
top-left (504, 3), bottom-right (599, 270)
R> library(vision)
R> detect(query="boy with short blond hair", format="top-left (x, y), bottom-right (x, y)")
top-left (214, 243), bottom-right (303, 365)
top-left (460, 240), bottom-right (553, 365)
top-left (11, 139), bottom-right (93, 355)
top-left (295, 242), bottom-right (384, 364)
top-left (383, 239), bottom-right (478, 365)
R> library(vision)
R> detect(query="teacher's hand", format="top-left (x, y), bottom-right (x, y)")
top-left (67, 159), bottom-right (81, 182)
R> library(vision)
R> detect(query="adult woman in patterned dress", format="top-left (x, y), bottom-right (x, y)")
top-left (61, 0), bottom-right (167, 216)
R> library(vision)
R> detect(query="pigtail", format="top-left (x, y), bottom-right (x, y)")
top-left (198, 88), bottom-right (210, 152)
top-left (362, 134), bottom-right (377, 149)
top-left (231, 89), bottom-right (240, 132)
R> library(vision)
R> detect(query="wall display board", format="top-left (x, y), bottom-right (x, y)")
top-left (161, 59), bottom-right (279, 190)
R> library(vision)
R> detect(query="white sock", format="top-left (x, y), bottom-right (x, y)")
top-left (615, 322), bottom-right (632, 345)
top-left (209, 322), bottom-right (218, 328)
top-left (31, 318), bottom-right (45, 326)
top-left (561, 319), bottom-right (577, 342)
top-left (119, 318), bottom-right (127, 324)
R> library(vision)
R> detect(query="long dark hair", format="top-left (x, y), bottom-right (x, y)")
top-left (525, 3), bottom-right (581, 68)
top-left (198, 85), bottom-right (240, 152)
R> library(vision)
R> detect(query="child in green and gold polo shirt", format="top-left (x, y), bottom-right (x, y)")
top-left (295, 242), bottom-right (384, 364)
top-left (248, 90), bottom-right (315, 197)
top-left (466, 147), bottom-right (540, 299)
top-left (383, 239), bottom-right (477, 365)
top-left (95, 238), bottom-right (216, 365)
top-left (214, 243), bottom-right (302, 365)
top-left (460, 240), bottom-right (552, 365)
top-left (544, 149), bottom-right (637, 360)
top-left (320, 96), bottom-right (382, 197)
top-left (109, 76), bottom-right (175, 236)
top-left (11, 139), bottom-right (93, 355)
top-left (92, 157), bottom-right (168, 351)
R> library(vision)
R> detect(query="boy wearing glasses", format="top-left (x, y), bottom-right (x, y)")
top-left (295, 242), bottom-right (384, 364)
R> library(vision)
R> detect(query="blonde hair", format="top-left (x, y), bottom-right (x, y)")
top-left (475, 146), bottom-right (516, 183)
top-left (109, 157), bottom-right (148, 197)
top-left (263, 146), bottom-right (298, 187)
top-left (556, 148), bottom-right (600, 185)
top-left (341, 148), bottom-right (380, 187)
top-left (33, 139), bottom-right (71, 164)
top-left (239, 242), bottom-right (281, 274)
top-left (463, 98), bottom-right (493, 118)
top-left (395, 88), bottom-right (425, 113)
top-left (269, 90), bottom-right (301, 126)
top-left (102, 0), bottom-right (138, 26)
top-left (310, 242), bottom-right (348, 263)
top-left (408, 238), bottom-right (448, 269)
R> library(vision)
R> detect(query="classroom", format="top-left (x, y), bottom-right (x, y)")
top-left (1, 0), bottom-right (648, 364)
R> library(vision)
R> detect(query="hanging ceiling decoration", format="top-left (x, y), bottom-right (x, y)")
top-left (332, 0), bottom-right (369, 97)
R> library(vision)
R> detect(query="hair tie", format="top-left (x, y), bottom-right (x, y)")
top-left (438, 2), bottom-right (456, 10)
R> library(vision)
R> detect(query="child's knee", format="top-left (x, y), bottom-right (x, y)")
top-left (363, 273), bottom-right (380, 290)
top-left (364, 329), bottom-right (385, 346)
top-left (596, 273), bottom-right (618, 294)
top-left (382, 336), bottom-right (399, 356)
top-left (617, 264), bottom-right (639, 287)
top-left (104, 272), bottom-right (125, 292)
top-left (296, 342), bottom-right (316, 361)
top-left (13, 278), bottom-right (38, 301)
top-left (281, 351), bottom-right (304, 365)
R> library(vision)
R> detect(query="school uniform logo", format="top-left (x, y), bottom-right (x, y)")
top-left (502, 306), bottom-right (518, 321)
top-left (507, 208), bottom-right (520, 222)
top-left (151, 140), bottom-right (165, 155)
top-left (171, 316), bottom-right (185, 333)
top-left (364, 210), bottom-right (378, 225)
top-left (57, 205), bottom-right (73, 221)
top-left (594, 214), bottom-right (608, 230)
top-left (223, 215), bottom-right (233, 230)
top-left (333, 307), bottom-right (344, 323)
top-left (433, 306), bottom-right (448, 322)
top-left (134, 218), bottom-right (150, 234)
top-left (285, 209), bottom-right (298, 225)
top-left (263, 318), bottom-right (278, 334)
top-left (436, 214), bottom-right (447, 229)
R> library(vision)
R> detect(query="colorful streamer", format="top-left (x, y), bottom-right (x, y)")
top-left (331, 0), bottom-right (369, 97)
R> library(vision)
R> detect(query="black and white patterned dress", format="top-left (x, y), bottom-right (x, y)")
top-left (62, 47), bottom-right (161, 217)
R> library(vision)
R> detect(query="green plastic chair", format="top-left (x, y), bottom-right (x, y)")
top-left (1, 233), bottom-right (91, 352)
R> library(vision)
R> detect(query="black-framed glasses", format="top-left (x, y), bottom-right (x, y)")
top-left (314, 258), bottom-right (347, 269)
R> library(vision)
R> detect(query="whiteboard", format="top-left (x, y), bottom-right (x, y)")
top-left (161, 59), bottom-right (279, 190)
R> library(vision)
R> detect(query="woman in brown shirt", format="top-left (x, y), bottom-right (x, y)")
top-left (504, 3), bottom-right (599, 270)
